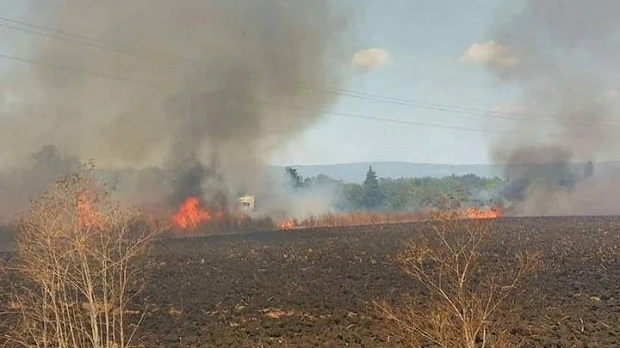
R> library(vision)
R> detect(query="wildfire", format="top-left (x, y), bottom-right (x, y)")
top-left (77, 190), bottom-right (102, 229)
top-left (276, 206), bottom-right (502, 231)
top-left (278, 219), bottom-right (296, 230)
top-left (168, 198), bottom-right (502, 233)
top-left (462, 207), bottom-right (503, 219)
top-left (171, 196), bottom-right (212, 229)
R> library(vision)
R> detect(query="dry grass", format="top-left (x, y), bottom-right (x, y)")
top-left (2, 160), bottom-right (164, 348)
top-left (377, 210), bottom-right (542, 348)
top-left (277, 206), bottom-right (501, 231)
top-left (278, 209), bottom-right (433, 230)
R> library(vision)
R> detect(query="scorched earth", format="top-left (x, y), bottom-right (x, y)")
top-left (1, 216), bottom-right (619, 347)
top-left (136, 216), bottom-right (618, 347)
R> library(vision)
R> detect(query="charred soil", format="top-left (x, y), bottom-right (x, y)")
top-left (2, 216), bottom-right (620, 347)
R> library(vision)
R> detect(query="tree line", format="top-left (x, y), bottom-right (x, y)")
top-left (285, 166), bottom-right (504, 211)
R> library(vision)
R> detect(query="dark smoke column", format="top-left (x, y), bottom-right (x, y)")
top-left (155, 1), bottom-right (354, 213)
top-left (0, 1), bottom-right (354, 217)
top-left (461, 0), bottom-right (620, 216)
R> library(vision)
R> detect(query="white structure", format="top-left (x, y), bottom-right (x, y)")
top-left (238, 195), bottom-right (255, 212)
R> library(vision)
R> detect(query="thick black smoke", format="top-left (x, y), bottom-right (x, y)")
top-left (0, 0), bottom-right (354, 218)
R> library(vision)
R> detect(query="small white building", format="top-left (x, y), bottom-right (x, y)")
top-left (238, 195), bottom-right (255, 212)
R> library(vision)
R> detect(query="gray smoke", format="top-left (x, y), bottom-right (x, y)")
top-left (0, 145), bottom-right (79, 221)
top-left (0, 0), bottom-right (353, 218)
top-left (484, 0), bottom-right (620, 216)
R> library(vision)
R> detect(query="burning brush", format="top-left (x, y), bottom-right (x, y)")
top-left (168, 195), bottom-right (272, 235)
top-left (171, 196), bottom-right (214, 230)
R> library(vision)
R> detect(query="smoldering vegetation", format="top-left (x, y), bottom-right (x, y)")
top-left (485, 0), bottom-right (620, 216)
top-left (0, 0), bottom-right (354, 220)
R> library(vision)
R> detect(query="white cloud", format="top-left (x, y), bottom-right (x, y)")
top-left (351, 48), bottom-right (390, 72)
top-left (460, 40), bottom-right (520, 69)
top-left (606, 89), bottom-right (619, 101)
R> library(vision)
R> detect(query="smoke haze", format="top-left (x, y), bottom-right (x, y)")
top-left (0, 0), bottom-right (353, 219)
top-left (480, 0), bottom-right (620, 215)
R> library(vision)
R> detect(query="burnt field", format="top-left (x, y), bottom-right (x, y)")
top-left (3, 216), bottom-right (620, 347)
top-left (134, 216), bottom-right (620, 347)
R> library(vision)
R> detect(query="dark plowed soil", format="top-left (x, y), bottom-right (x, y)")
top-left (3, 216), bottom-right (620, 347)
top-left (131, 216), bottom-right (620, 347)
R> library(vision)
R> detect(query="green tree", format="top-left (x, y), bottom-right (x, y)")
top-left (363, 166), bottom-right (384, 209)
top-left (341, 183), bottom-right (365, 210)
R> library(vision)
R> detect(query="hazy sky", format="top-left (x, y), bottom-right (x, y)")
top-left (271, 0), bottom-right (523, 165)
top-left (0, 0), bottom-right (534, 166)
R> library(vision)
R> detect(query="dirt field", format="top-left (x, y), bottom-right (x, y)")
top-left (2, 216), bottom-right (620, 347)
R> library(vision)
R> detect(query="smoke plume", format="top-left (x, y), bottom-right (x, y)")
top-left (0, 0), bottom-right (352, 219)
top-left (471, 0), bottom-right (620, 215)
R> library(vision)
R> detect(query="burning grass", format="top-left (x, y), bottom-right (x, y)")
top-left (163, 197), bottom-right (274, 238)
top-left (277, 206), bottom-right (503, 231)
top-left (171, 196), bottom-right (218, 229)
top-left (156, 200), bottom-right (504, 236)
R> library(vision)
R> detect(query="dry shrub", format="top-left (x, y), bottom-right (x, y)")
top-left (377, 210), bottom-right (542, 348)
top-left (4, 160), bottom-right (164, 348)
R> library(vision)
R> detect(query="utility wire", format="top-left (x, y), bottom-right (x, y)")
top-left (0, 53), bottom-right (169, 89)
top-left (0, 52), bottom-right (604, 139)
top-left (258, 100), bottom-right (577, 137)
top-left (0, 15), bottom-right (611, 125)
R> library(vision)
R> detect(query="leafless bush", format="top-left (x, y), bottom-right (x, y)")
top-left (4, 160), bottom-right (164, 348)
top-left (377, 211), bottom-right (542, 348)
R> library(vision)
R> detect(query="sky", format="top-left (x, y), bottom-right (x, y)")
top-left (0, 0), bottom-right (531, 166)
top-left (270, 0), bottom-right (524, 165)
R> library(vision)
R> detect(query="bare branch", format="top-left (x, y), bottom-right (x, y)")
top-left (377, 212), bottom-right (542, 347)
top-left (2, 162), bottom-right (162, 348)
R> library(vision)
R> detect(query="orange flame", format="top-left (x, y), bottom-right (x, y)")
top-left (171, 196), bottom-right (212, 229)
top-left (77, 190), bottom-right (102, 229)
top-left (278, 219), bottom-right (296, 230)
top-left (462, 207), bottom-right (503, 219)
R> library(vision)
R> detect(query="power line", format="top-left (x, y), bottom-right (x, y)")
top-left (0, 52), bottom-right (604, 139)
top-left (0, 15), bottom-right (610, 125)
top-left (0, 54), bottom-right (169, 89)
top-left (258, 100), bottom-right (576, 137)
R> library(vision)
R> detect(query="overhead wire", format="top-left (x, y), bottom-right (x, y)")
top-left (0, 52), bottom-right (604, 139)
top-left (0, 15), bottom-right (612, 125)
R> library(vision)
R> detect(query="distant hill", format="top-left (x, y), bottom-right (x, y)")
top-left (270, 161), bottom-right (620, 183)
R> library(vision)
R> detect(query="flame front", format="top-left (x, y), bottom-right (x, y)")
top-left (462, 207), bottom-right (503, 219)
top-left (168, 200), bottom-right (502, 233)
top-left (172, 196), bottom-right (212, 229)
top-left (278, 220), bottom-right (296, 230)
